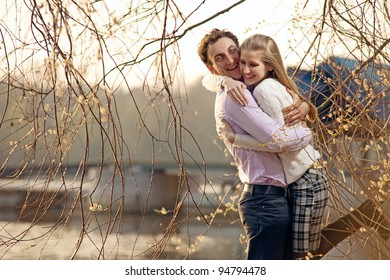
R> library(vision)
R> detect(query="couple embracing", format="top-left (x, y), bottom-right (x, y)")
top-left (196, 29), bottom-right (389, 260)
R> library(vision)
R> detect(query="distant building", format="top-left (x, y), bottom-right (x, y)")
top-left (288, 56), bottom-right (389, 125)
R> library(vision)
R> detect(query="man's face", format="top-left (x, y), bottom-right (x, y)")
top-left (206, 37), bottom-right (242, 80)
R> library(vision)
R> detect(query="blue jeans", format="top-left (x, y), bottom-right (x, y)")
top-left (238, 188), bottom-right (291, 260)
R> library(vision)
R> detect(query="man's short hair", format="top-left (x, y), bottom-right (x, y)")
top-left (197, 28), bottom-right (239, 66)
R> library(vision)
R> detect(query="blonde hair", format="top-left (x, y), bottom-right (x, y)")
top-left (240, 34), bottom-right (317, 122)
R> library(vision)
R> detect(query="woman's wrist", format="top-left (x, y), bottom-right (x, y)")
top-left (221, 77), bottom-right (231, 89)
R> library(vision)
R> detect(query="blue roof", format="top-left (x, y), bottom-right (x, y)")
top-left (288, 57), bottom-right (389, 122)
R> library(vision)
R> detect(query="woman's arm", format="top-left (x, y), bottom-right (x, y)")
top-left (202, 74), bottom-right (226, 92)
top-left (202, 74), bottom-right (247, 105)
top-left (202, 74), bottom-right (312, 122)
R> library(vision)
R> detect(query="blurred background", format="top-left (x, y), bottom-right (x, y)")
top-left (0, 0), bottom-right (389, 259)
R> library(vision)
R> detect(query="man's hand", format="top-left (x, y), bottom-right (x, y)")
top-left (222, 77), bottom-right (247, 106)
top-left (218, 119), bottom-right (236, 144)
top-left (283, 102), bottom-right (309, 126)
top-left (283, 88), bottom-right (309, 126)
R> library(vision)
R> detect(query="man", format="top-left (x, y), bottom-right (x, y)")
top-left (197, 29), bottom-right (312, 260)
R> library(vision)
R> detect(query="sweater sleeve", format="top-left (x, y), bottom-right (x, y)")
top-left (202, 74), bottom-right (226, 92)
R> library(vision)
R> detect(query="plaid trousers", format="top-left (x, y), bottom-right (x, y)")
top-left (288, 168), bottom-right (329, 253)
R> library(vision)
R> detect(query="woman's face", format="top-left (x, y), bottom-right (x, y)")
top-left (239, 49), bottom-right (273, 86)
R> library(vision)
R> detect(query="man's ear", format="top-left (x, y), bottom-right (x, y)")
top-left (207, 64), bottom-right (217, 74)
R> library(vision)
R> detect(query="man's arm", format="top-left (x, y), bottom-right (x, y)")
top-left (225, 90), bottom-right (312, 151)
top-left (218, 119), bottom-right (285, 152)
top-left (283, 89), bottom-right (309, 125)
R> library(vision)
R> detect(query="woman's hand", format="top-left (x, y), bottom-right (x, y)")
top-left (222, 77), bottom-right (247, 106)
top-left (218, 119), bottom-right (236, 144)
top-left (282, 88), bottom-right (309, 126)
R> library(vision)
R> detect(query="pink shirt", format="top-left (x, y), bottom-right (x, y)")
top-left (214, 89), bottom-right (312, 187)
